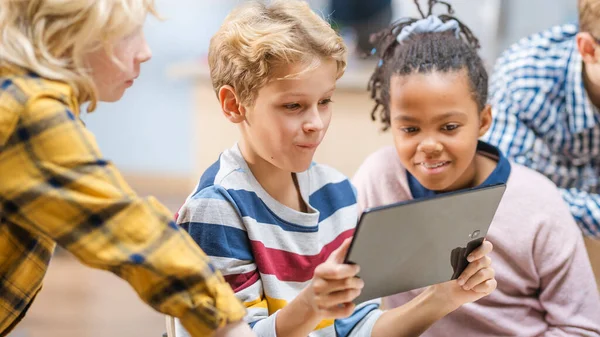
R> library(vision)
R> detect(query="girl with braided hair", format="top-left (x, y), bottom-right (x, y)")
top-left (353, 1), bottom-right (600, 335)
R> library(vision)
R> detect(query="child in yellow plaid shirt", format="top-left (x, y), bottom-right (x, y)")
top-left (0, 1), bottom-right (253, 336)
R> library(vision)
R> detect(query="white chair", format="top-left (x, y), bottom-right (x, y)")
top-left (165, 315), bottom-right (176, 337)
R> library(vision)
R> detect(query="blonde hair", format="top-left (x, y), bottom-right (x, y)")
top-left (579, 0), bottom-right (600, 37)
top-left (208, 0), bottom-right (347, 106)
top-left (0, 0), bottom-right (158, 111)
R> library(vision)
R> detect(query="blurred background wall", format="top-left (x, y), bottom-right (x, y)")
top-left (84, 0), bottom-right (576, 179)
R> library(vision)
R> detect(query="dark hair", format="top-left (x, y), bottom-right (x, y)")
top-left (368, 0), bottom-right (487, 130)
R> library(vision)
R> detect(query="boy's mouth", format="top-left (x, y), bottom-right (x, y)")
top-left (296, 143), bottom-right (320, 150)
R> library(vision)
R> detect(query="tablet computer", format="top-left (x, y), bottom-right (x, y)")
top-left (345, 183), bottom-right (506, 304)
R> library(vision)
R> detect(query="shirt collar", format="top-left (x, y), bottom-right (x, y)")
top-left (407, 141), bottom-right (511, 199)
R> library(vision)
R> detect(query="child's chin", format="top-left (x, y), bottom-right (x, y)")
top-left (418, 177), bottom-right (453, 192)
top-left (289, 161), bottom-right (313, 173)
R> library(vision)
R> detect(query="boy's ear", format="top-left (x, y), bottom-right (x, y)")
top-left (478, 104), bottom-right (493, 138)
top-left (218, 85), bottom-right (247, 124)
top-left (576, 32), bottom-right (600, 64)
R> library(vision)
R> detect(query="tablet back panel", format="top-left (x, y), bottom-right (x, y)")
top-left (345, 184), bottom-right (506, 304)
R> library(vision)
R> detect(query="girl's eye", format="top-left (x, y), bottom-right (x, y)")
top-left (401, 127), bottom-right (419, 133)
top-left (443, 124), bottom-right (460, 131)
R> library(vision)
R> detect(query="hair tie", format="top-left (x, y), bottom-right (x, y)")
top-left (396, 15), bottom-right (460, 43)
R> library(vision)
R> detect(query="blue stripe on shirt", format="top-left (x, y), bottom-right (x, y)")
top-left (310, 180), bottom-right (357, 222)
top-left (227, 189), bottom-right (320, 233)
top-left (191, 185), bottom-right (322, 233)
top-left (185, 222), bottom-right (254, 261)
top-left (197, 156), bottom-right (221, 192)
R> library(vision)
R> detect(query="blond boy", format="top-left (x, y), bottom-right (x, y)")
top-left (175, 1), bottom-right (497, 336)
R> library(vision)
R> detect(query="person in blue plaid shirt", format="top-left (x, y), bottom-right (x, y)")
top-left (482, 0), bottom-right (600, 239)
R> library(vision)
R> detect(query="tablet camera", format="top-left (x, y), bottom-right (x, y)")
top-left (469, 230), bottom-right (480, 239)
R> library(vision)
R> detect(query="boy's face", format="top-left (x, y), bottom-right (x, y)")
top-left (389, 70), bottom-right (491, 192)
top-left (84, 26), bottom-right (152, 102)
top-left (238, 59), bottom-right (338, 173)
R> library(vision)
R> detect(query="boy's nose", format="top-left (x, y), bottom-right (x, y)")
top-left (304, 108), bottom-right (324, 132)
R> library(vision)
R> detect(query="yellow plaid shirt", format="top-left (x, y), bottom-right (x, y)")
top-left (0, 68), bottom-right (245, 336)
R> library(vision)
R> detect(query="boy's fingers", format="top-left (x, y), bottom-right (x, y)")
top-left (314, 262), bottom-right (360, 280)
top-left (317, 288), bottom-right (362, 308)
top-left (467, 240), bottom-right (493, 262)
top-left (327, 238), bottom-right (353, 264)
top-left (312, 277), bottom-right (364, 294)
top-left (321, 302), bottom-right (356, 319)
top-left (315, 238), bottom-right (359, 280)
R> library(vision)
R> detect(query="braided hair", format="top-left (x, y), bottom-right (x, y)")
top-left (368, 0), bottom-right (487, 130)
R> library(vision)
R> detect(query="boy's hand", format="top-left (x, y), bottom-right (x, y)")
top-left (300, 238), bottom-right (364, 320)
top-left (431, 240), bottom-right (497, 311)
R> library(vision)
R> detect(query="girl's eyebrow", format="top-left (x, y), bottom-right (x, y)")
top-left (432, 111), bottom-right (468, 122)
top-left (394, 111), bottom-right (467, 123)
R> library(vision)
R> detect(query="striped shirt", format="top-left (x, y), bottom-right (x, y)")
top-left (482, 23), bottom-right (600, 237)
top-left (0, 67), bottom-right (245, 336)
top-left (177, 144), bottom-right (382, 337)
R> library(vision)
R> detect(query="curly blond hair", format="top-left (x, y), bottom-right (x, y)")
top-left (208, 0), bottom-right (347, 106)
top-left (580, 0), bottom-right (600, 37)
top-left (0, 0), bottom-right (158, 111)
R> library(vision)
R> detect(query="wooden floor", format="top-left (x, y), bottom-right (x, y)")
top-left (9, 253), bottom-right (167, 337)
top-left (8, 182), bottom-right (189, 337)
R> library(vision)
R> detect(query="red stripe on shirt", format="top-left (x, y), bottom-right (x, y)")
top-left (250, 229), bottom-right (354, 282)
top-left (224, 270), bottom-right (261, 292)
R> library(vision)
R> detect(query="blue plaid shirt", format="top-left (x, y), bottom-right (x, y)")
top-left (483, 23), bottom-right (600, 237)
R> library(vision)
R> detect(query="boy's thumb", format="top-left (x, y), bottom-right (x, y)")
top-left (328, 237), bottom-right (353, 264)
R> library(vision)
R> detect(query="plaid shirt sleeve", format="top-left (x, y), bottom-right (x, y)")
top-left (0, 74), bottom-right (246, 336)
top-left (482, 62), bottom-right (600, 237)
top-left (560, 189), bottom-right (600, 238)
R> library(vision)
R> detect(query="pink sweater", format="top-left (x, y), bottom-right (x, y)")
top-left (352, 146), bottom-right (600, 336)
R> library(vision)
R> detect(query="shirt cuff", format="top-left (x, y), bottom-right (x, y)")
top-left (179, 278), bottom-right (246, 336)
top-left (348, 308), bottom-right (383, 337)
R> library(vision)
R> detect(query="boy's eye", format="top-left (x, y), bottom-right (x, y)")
top-left (319, 98), bottom-right (333, 105)
top-left (401, 127), bottom-right (419, 133)
top-left (283, 103), bottom-right (301, 110)
top-left (442, 124), bottom-right (460, 131)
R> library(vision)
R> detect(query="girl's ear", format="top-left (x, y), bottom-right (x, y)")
top-left (478, 104), bottom-right (492, 138)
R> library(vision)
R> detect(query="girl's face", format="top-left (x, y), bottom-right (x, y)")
top-left (84, 26), bottom-right (152, 102)
top-left (388, 69), bottom-right (492, 192)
